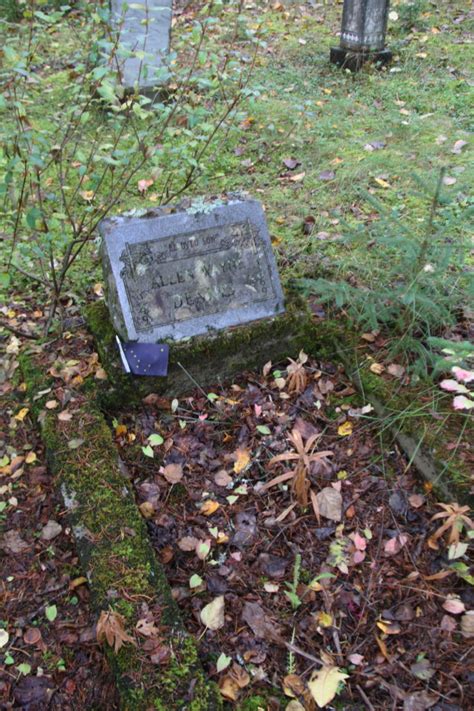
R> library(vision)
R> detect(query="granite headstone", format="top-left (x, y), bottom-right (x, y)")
top-left (110, 0), bottom-right (172, 92)
top-left (100, 197), bottom-right (285, 343)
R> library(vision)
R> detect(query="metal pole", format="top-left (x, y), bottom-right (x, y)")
top-left (330, 0), bottom-right (392, 71)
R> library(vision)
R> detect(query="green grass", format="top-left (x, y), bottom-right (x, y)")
top-left (1, 0), bottom-right (472, 303)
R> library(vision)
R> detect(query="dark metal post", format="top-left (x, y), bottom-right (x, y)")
top-left (330, 0), bottom-right (392, 71)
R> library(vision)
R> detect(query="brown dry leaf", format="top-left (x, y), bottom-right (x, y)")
top-left (289, 171), bottom-right (305, 182)
top-left (23, 628), bottom-right (42, 646)
top-left (428, 502), bottom-right (474, 548)
top-left (135, 618), bottom-right (161, 638)
top-left (178, 536), bottom-right (200, 552)
top-left (96, 610), bottom-right (136, 653)
top-left (161, 463), bottom-right (183, 484)
top-left (316, 488), bottom-right (342, 522)
top-left (286, 351), bottom-right (309, 394)
top-left (283, 673), bottom-right (306, 698)
top-left (233, 447), bottom-right (250, 474)
top-left (387, 363), bottom-right (405, 378)
top-left (461, 611), bottom-right (474, 638)
top-left (214, 470), bottom-right (232, 487)
top-left (409, 494), bottom-right (425, 508)
top-left (219, 675), bottom-right (239, 701)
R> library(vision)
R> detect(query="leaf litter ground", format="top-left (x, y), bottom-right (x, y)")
top-left (116, 354), bottom-right (474, 710)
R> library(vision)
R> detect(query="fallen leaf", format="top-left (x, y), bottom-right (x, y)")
top-left (442, 596), bottom-right (465, 615)
top-left (337, 421), bottom-right (352, 437)
top-left (200, 499), bottom-right (220, 516)
top-left (0, 630), bottom-right (9, 648)
top-left (283, 674), bottom-right (306, 698)
top-left (410, 659), bottom-right (435, 680)
top-left (442, 176), bottom-right (456, 186)
top-left (461, 611), bottom-right (474, 638)
top-left (318, 170), bottom-right (335, 181)
top-left (308, 665), bottom-right (349, 708)
top-left (178, 536), bottom-right (199, 551)
top-left (316, 487), bottom-right (342, 522)
top-left (200, 596), bottom-right (225, 630)
top-left (216, 652), bottom-right (232, 672)
top-left (214, 470), bottom-right (232, 487)
top-left (139, 501), bottom-right (155, 519)
top-left (289, 171), bottom-right (305, 182)
top-left (23, 628), bottom-right (42, 646)
top-left (40, 520), bottom-right (62, 541)
top-left (451, 139), bottom-right (467, 154)
top-left (96, 610), bottom-right (136, 653)
top-left (369, 362), bottom-right (385, 375)
top-left (384, 533), bottom-right (409, 556)
top-left (161, 463), bottom-right (183, 484)
top-left (138, 178), bottom-right (154, 193)
top-left (403, 691), bottom-right (438, 711)
top-left (452, 395), bottom-right (474, 410)
top-left (409, 494), bottom-right (425, 508)
top-left (387, 363), bottom-right (405, 378)
top-left (439, 379), bottom-right (468, 394)
top-left (283, 158), bottom-right (301, 170)
top-left (233, 448), bottom-right (250, 473)
top-left (196, 539), bottom-right (211, 560)
top-left (2, 530), bottom-right (29, 554)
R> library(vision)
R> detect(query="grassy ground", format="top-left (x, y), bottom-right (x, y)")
top-left (1, 1), bottom-right (472, 293)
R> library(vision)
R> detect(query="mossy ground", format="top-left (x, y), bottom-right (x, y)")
top-left (19, 351), bottom-right (221, 710)
top-left (85, 292), bottom-right (323, 410)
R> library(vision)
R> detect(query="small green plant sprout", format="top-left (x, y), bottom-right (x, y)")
top-left (285, 553), bottom-right (302, 611)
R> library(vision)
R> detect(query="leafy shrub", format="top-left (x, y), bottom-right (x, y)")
top-left (296, 173), bottom-right (474, 374)
top-left (0, 0), bottom-right (261, 332)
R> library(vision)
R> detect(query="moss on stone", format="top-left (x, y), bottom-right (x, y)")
top-left (19, 360), bottom-right (222, 710)
top-left (84, 291), bottom-right (324, 411)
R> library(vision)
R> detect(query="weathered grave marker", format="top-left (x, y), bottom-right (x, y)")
top-left (330, 0), bottom-right (392, 71)
top-left (100, 197), bottom-right (285, 343)
top-left (110, 0), bottom-right (172, 92)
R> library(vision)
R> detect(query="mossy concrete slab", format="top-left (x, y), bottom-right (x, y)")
top-left (20, 357), bottom-right (221, 710)
top-left (85, 293), bottom-right (319, 409)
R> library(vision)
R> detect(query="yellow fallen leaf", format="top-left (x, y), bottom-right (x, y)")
top-left (374, 178), bottom-right (391, 188)
top-left (200, 596), bottom-right (225, 630)
top-left (233, 448), bottom-right (250, 474)
top-left (200, 499), bottom-right (220, 516)
top-left (369, 362), bottom-right (385, 375)
top-left (15, 407), bottom-right (29, 422)
top-left (337, 421), bottom-right (353, 437)
top-left (315, 611), bottom-right (333, 628)
top-left (308, 665), bottom-right (349, 708)
top-left (25, 452), bottom-right (37, 464)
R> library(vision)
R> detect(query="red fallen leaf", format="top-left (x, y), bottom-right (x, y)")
top-left (384, 533), bottom-right (409, 556)
top-left (23, 628), bottom-right (42, 646)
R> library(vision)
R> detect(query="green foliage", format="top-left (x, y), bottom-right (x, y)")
top-left (284, 553), bottom-right (302, 610)
top-left (0, 0), bottom-right (261, 333)
top-left (296, 173), bottom-right (474, 374)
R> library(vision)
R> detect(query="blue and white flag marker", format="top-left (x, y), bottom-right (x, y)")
top-left (115, 336), bottom-right (169, 377)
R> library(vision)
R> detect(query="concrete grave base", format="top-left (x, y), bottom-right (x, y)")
top-left (330, 46), bottom-right (392, 71)
top-left (85, 293), bottom-right (317, 408)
